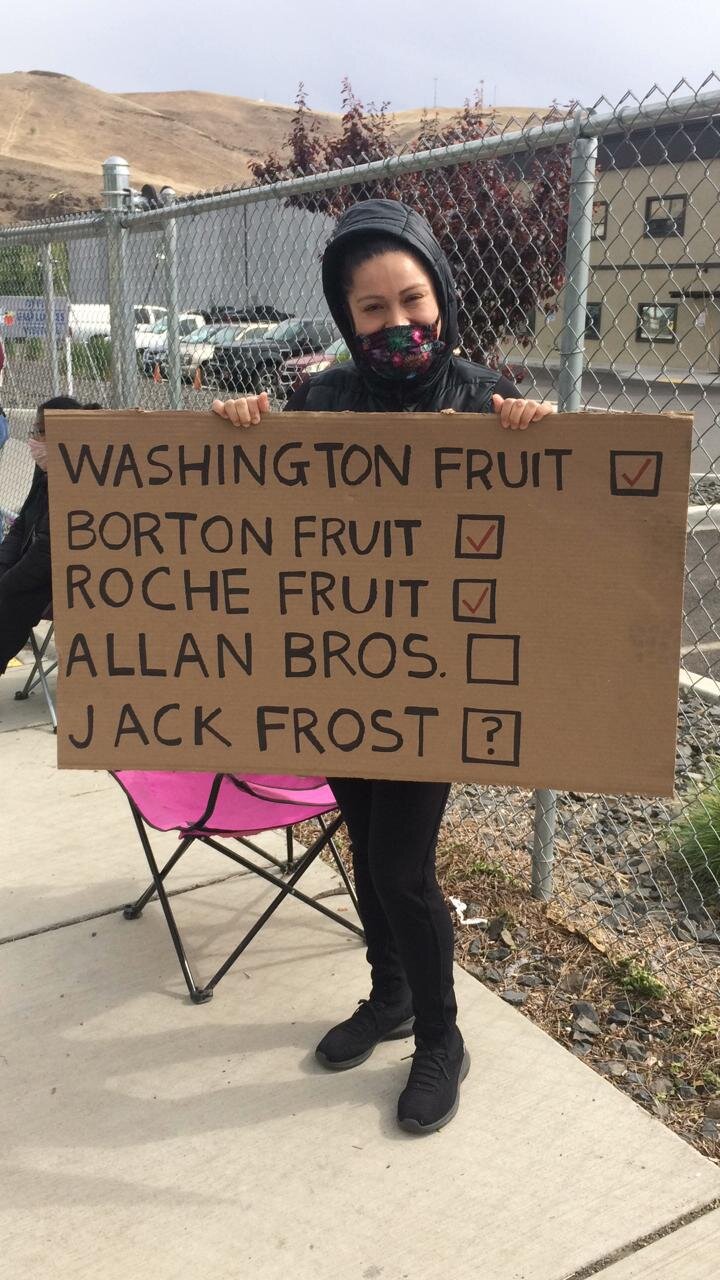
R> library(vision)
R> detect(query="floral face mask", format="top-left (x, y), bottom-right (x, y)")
top-left (354, 320), bottom-right (446, 381)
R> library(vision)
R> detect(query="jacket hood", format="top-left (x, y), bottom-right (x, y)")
top-left (321, 199), bottom-right (459, 404)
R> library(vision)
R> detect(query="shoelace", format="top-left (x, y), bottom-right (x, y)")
top-left (347, 998), bottom-right (384, 1035)
top-left (400, 1046), bottom-right (451, 1092)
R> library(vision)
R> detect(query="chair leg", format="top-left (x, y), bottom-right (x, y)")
top-left (124, 805), bottom-right (211, 1003)
top-left (14, 627), bottom-right (57, 731)
top-left (316, 813), bottom-right (361, 917)
top-left (14, 630), bottom-right (46, 698)
top-left (123, 834), bottom-right (195, 917)
top-left (201, 815), bottom-right (358, 994)
top-left (121, 805), bottom-right (361, 1003)
top-left (31, 631), bottom-right (57, 732)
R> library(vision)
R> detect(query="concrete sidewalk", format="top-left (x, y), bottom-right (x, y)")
top-left (2, 656), bottom-right (719, 1280)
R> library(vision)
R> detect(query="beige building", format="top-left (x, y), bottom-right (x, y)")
top-left (503, 117), bottom-right (720, 378)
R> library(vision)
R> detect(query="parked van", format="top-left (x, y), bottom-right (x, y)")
top-left (68, 303), bottom-right (111, 342)
top-left (68, 303), bottom-right (168, 343)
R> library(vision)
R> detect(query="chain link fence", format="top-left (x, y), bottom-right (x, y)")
top-left (1, 80), bottom-right (719, 1000)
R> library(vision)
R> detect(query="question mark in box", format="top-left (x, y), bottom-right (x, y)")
top-left (481, 715), bottom-right (503, 755)
top-left (462, 709), bottom-right (521, 768)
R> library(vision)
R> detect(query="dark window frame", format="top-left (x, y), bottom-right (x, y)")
top-left (591, 199), bottom-right (608, 241)
top-left (516, 305), bottom-right (536, 338)
top-left (644, 193), bottom-right (687, 238)
top-left (636, 302), bottom-right (679, 344)
top-left (585, 302), bottom-right (602, 339)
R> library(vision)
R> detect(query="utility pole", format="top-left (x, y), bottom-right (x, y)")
top-left (433, 78), bottom-right (438, 110)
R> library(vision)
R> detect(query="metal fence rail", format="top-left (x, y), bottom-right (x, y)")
top-left (1, 79), bottom-right (719, 995)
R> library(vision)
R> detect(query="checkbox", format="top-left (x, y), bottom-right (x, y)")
top-left (466, 635), bottom-right (520, 685)
top-left (455, 514), bottom-right (505, 558)
top-left (610, 451), bottom-right (662, 496)
top-left (461, 708), bottom-right (522, 766)
top-left (453, 579), bottom-right (497, 623)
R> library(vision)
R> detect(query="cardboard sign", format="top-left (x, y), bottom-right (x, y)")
top-left (45, 410), bottom-right (692, 795)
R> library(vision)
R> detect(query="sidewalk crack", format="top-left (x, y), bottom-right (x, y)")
top-left (563, 1196), bottom-right (720, 1278)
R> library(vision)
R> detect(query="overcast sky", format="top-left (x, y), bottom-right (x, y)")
top-left (3, 0), bottom-right (719, 114)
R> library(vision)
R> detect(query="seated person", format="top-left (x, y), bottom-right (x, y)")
top-left (0, 396), bottom-right (99, 676)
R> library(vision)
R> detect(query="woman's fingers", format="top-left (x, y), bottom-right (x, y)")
top-left (211, 396), bottom-right (269, 428)
top-left (531, 401), bottom-right (557, 421)
top-left (492, 393), bottom-right (556, 429)
top-left (492, 393), bottom-right (524, 428)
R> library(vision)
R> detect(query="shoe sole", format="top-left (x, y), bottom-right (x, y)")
top-left (315, 1016), bottom-right (415, 1071)
top-left (397, 1047), bottom-right (472, 1134)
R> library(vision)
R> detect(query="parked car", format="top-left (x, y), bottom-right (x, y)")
top-left (137, 313), bottom-right (205, 365)
top-left (278, 337), bottom-right (351, 396)
top-left (203, 304), bottom-right (291, 325)
top-left (206, 317), bottom-right (338, 393)
top-left (143, 322), bottom-right (273, 381)
top-left (133, 304), bottom-right (168, 333)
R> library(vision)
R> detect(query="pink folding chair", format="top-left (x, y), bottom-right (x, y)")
top-left (113, 770), bottom-right (361, 1003)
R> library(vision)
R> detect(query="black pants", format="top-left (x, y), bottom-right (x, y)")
top-left (0, 578), bottom-right (49, 674)
top-left (327, 777), bottom-right (457, 1044)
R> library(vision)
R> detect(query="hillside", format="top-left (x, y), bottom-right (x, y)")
top-left (0, 71), bottom-right (544, 225)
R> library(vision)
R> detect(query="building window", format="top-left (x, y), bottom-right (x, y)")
top-left (636, 303), bottom-right (678, 343)
top-left (644, 194), bottom-right (687, 238)
top-left (516, 305), bottom-right (536, 338)
top-left (585, 302), bottom-right (602, 339)
top-left (591, 200), bottom-right (608, 241)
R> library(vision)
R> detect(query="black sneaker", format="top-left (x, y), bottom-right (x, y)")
top-left (315, 995), bottom-right (415, 1071)
top-left (397, 1029), bottom-right (471, 1133)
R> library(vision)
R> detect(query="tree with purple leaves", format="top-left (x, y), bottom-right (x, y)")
top-left (251, 82), bottom-right (571, 365)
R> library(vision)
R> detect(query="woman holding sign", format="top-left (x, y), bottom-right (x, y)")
top-left (213, 198), bottom-right (554, 1134)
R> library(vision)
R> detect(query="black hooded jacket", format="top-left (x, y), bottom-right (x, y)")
top-left (0, 466), bottom-right (51, 592)
top-left (285, 199), bottom-right (521, 414)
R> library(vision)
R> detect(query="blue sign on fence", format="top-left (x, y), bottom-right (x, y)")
top-left (0, 296), bottom-right (70, 340)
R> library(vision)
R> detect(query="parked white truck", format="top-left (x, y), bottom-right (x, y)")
top-left (68, 303), bottom-right (168, 343)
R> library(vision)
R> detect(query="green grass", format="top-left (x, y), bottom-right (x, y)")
top-left (667, 759), bottom-right (720, 904)
top-left (608, 956), bottom-right (667, 1000)
top-left (469, 857), bottom-right (521, 887)
top-left (23, 337), bottom-right (44, 361)
top-left (64, 335), bottom-right (111, 381)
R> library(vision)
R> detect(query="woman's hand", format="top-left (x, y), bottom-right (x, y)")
top-left (492, 393), bottom-right (556, 429)
top-left (211, 391), bottom-right (271, 428)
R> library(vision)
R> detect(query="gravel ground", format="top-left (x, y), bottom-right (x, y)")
top-left (690, 474), bottom-right (720, 505)
top-left (444, 685), bottom-right (720, 953)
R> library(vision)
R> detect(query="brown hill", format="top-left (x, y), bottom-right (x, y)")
top-left (0, 71), bottom-right (544, 226)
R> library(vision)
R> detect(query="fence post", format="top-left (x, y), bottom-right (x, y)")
top-left (163, 216), bottom-right (181, 408)
top-left (531, 120), bottom-right (598, 901)
top-left (65, 333), bottom-right (74, 397)
top-left (103, 156), bottom-right (138, 409)
top-left (41, 242), bottom-right (60, 397)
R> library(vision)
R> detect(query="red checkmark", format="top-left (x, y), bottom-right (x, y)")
top-left (466, 522), bottom-right (497, 552)
top-left (462, 588), bottom-right (490, 615)
top-left (621, 456), bottom-right (653, 487)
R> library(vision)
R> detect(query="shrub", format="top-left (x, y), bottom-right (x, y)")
top-left (667, 760), bottom-right (720, 904)
top-left (67, 335), bottom-right (112, 381)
